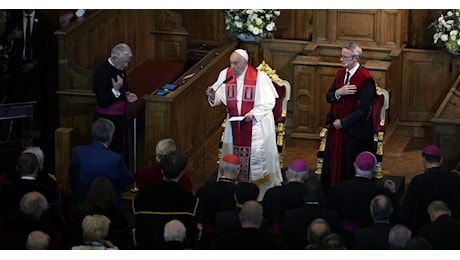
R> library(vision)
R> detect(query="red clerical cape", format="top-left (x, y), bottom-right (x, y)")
top-left (328, 67), bottom-right (372, 186)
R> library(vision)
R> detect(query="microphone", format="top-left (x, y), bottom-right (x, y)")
top-left (214, 76), bottom-right (233, 91)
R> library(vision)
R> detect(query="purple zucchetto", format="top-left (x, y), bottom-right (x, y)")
top-left (355, 151), bottom-right (377, 172)
top-left (422, 144), bottom-right (442, 157)
top-left (288, 159), bottom-right (308, 173)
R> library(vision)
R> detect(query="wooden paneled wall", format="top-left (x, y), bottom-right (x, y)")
top-left (52, 9), bottom-right (460, 179)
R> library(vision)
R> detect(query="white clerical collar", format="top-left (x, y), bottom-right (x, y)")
top-left (21, 176), bottom-right (36, 180)
top-left (108, 57), bottom-right (116, 67)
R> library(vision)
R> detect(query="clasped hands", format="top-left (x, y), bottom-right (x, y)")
top-left (112, 75), bottom-right (138, 103)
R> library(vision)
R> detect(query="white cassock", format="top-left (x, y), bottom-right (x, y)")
top-left (208, 66), bottom-right (282, 201)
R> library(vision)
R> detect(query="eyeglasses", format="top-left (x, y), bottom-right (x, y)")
top-left (340, 55), bottom-right (354, 60)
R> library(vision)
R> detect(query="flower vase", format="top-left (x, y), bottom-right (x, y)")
top-left (236, 33), bottom-right (262, 42)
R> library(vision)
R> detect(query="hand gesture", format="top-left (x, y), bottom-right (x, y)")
top-left (336, 84), bottom-right (357, 96)
top-left (384, 179), bottom-right (397, 193)
top-left (206, 87), bottom-right (215, 99)
top-left (9, 27), bottom-right (23, 41)
top-left (244, 112), bottom-right (253, 122)
top-left (111, 75), bottom-right (123, 91)
top-left (126, 91), bottom-right (138, 103)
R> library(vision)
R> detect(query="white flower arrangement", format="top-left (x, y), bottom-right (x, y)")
top-left (430, 9), bottom-right (460, 53)
top-left (224, 9), bottom-right (281, 38)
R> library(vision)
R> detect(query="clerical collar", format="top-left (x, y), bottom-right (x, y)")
top-left (108, 57), bottom-right (116, 67)
top-left (305, 201), bottom-right (320, 205)
top-left (21, 176), bottom-right (36, 180)
top-left (218, 176), bottom-right (235, 183)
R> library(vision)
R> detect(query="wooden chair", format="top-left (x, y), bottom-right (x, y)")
top-left (217, 61), bottom-right (291, 169)
top-left (315, 85), bottom-right (390, 179)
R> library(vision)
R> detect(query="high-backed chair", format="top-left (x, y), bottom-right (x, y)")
top-left (315, 84), bottom-right (390, 179)
top-left (217, 61), bottom-right (291, 169)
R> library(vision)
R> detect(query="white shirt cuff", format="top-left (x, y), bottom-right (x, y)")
top-left (112, 88), bottom-right (121, 98)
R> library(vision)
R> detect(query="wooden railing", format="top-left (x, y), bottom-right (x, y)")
top-left (143, 41), bottom-right (238, 177)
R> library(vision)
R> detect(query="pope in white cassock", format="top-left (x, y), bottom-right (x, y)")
top-left (205, 49), bottom-right (282, 201)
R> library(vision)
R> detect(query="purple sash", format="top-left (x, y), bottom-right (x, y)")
top-left (95, 101), bottom-right (127, 115)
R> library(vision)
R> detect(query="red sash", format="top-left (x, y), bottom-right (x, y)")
top-left (328, 66), bottom-right (372, 186)
top-left (225, 66), bottom-right (257, 182)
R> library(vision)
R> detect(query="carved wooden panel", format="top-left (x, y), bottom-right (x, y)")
top-left (58, 90), bottom-right (96, 143)
top-left (263, 39), bottom-right (309, 84)
top-left (432, 76), bottom-right (460, 170)
top-left (400, 50), bottom-right (460, 122)
top-left (177, 10), bottom-right (225, 44)
top-left (275, 9), bottom-right (313, 40)
top-left (313, 9), bottom-right (408, 49)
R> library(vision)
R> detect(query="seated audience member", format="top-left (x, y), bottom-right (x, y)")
top-left (68, 118), bottom-right (133, 212)
top-left (134, 138), bottom-right (193, 191)
top-left (195, 154), bottom-right (240, 248)
top-left (25, 230), bottom-right (50, 250)
top-left (322, 151), bottom-right (398, 248)
top-left (353, 194), bottom-right (393, 249)
top-left (416, 200), bottom-right (460, 250)
top-left (388, 224), bottom-right (411, 250)
top-left (0, 192), bottom-right (59, 249)
top-left (213, 182), bottom-right (260, 239)
top-left (68, 177), bottom-right (130, 249)
top-left (398, 144), bottom-right (460, 232)
top-left (22, 146), bottom-right (62, 192)
top-left (279, 175), bottom-right (340, 249)
top-left (261, 159), bottom-right (309, 236)
top-left (162, 219), bottom-right (188, 250)
top-left (132, 150), bottom-right (199, 249)
top-left (212, 200), bottom-right (287, 250)
top-left (407, 236), bottom-right (432, 250)
top-left (0, 153), bottom-right (61, 209)
top-left (71, 214), bottom-right (118, 250)
top-left (305, 218), bottom-right (331, 250)
top-left (322, 233), bottom-right (346, 250)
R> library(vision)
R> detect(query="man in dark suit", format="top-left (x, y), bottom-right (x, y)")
top-left (195, 154), bottom-right (240, 249)
top-left (398, 144), bottom-right (460, 232)
top-left (212, 200), bottom-right (287, 250)
top-left (322, 151), bottom-right (398, 248)
top-left (68, 117), bottom-right (133, 212)
top-left (213, 182), bottom-right (260, 239)
top-left (417, 200), bottom-right (460, 250)
top-left (353, 194), bottom-right (393, 249)
top-left (0, 10), bottom-right (54, 150)
top-left (261, 159), bottom-right (309, 236)
top-left (132, 150), bottom-right (199, 249)
top-left (0, 153), bottom-right (61, 210)
top-left (279, 175), bottom-right (340, 249)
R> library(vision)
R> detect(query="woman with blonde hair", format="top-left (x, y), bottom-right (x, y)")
top-left (134, 138), bottom-right (193, 191)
